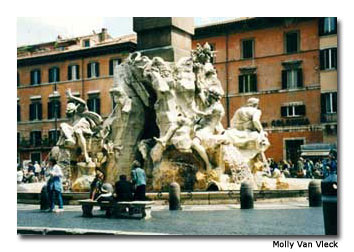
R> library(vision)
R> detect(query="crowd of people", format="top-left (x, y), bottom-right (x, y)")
top-left (17, 161), bottom-right (47, 184)
top-left (267, 152), bottom-right (337, 179)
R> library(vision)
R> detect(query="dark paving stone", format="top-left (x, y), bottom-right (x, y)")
top-left (17, 207), bottom-right (325, 235)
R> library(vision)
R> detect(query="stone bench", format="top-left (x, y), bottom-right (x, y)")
top-left (78, 199), bottom-right (154, 220)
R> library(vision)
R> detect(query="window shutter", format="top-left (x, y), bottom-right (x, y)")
top-left (297, 69), bottom-right (303, 88)
top-left (333, 92), bottom-right (337, 112)
top-left (38, 103), bottom-right (42, 120)
top-left (56, 68), bottom-right (60, 82)
top-left (87, 99), bottom-right (93, 111)
top-left (30, 71), bottom-right (34, 85)
top-left (109, 59), bottom-right (113, 76)
top-left (76, 65), bottom-right (80, 79)
top-left (319, 18), bottom-right (324, 35)
top-left (251, 74), bottom-right (257, 92)
top-left (38, 70), bottom-right (41, 84)
top-left (96, 98), bottom-right (101, 115)
top-left (321, 93), bottom-right (326, 115)
top-left (29, 103), bottom-right (34, 120)
top-left (95, 62), bottom-right (100, 77)
top-left (333, 17), bottom-right (337, 34)
top-left (238, 75), bottom-right (243, 93)
top-left (68, 66), bottom-right (72, 80)
top-left (49, 69), bottom-right (53, 83)
top-left (17, 105), bottom-right (21, 121)
top-left (87, 63), bottom-right (91, 78)
top-left (56, 100), bottom-right (61, 118)
top-left (282, 70), bottom-right (287, 89)
top-left (331, 48), bottom-right (337, 69)
top-left (295, 105), bottom-right (306, 116)
top-left (48, 101), bottom-right (53, 119)
top-left (320, 50), bottom-right (325, 70)
top-left (281, 106), bottom-right (287, 117)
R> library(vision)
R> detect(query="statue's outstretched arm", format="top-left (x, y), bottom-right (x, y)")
top-left (66, 89), bottom-right (86, 107)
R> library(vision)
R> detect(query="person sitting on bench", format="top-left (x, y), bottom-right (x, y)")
top-left (114, 175), bottom-right (134, 202)
top-left (96, 183), bottom-right (114, 203)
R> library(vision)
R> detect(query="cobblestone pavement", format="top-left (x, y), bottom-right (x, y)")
top-left (17, 200), bottom-right (325, 235)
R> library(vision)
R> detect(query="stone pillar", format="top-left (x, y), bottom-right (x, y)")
top-left (133, 17), bottom-right (194, 62)
top-left (240, 181), bottom-right (254, 209)
top-left (308, 180), bottom-right (322, 207)
top-left (169, 182), bottom-right (182, 210)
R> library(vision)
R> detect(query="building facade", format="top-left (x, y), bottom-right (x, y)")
top-left (17, 17), bottom-right (337, 165)
top-left (17, 29), bottom-right (136, 164)
top-left (193, 17), bottom-right (337, 162)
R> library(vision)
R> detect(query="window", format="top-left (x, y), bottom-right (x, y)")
top-left (68, 65), bottom-right (80, 80)
top-left (17, 72), bottom-right (20, 86)
top-left (31, 152), bottom-right (41, 164)
top-left (242, 39), bottom-right (254, 59)
top-left (285, 31), bottom-right (299, 53)
top-left (320, 48), bottom-right (337, 70)
top-left (319, 17), bottom-right (337, 36)
top-left (285, 139), bottom-right (304, 163)
top-left (281, 104), bottom-right (306, 117)
top-left (47, 99), bottom-right (61, 119)
top-left (109, 59), bottom-right (121, 76)
top-left (321, 92), bottom-right (337, 114)
top-left (83, 39), bottom-right (90, 47)
top-left (17, 103), bottom-right (21, 121)
top-left (17, 132), bottom-right (20, 147)
top-left (87, 62), bottom-right (100, 78)
top-left (87, 95), bottom-right (100, 114)
top-left (29, 100), bottom-right (42, 121)
top-left (48, 67), bottom-right (60, 83)
top-left (30, 131), bottom-right (42, 147)
top-left (282, 69), bottom-right (303, 89)
top-left (48, 130), bottom-right (60, 145)
top-left (30, 69), bottom-right (41, 85)
top-left (238, 74), bottom-right (257, 93)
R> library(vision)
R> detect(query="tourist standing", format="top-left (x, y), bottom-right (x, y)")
top-left (34, 161), bottom-right (41, 178)
top-left (131, 160), bottom-right (146, 201)
top-left (17, 165), bottom-right (23, 184)
top-left (47, 158), bottom-right (64, 213)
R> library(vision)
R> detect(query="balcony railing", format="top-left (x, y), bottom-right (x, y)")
top-left (18, 138), bottom-right (56, 149)
top-left (269, 117), bottom-right (310, 128)
top-left (321, 113), bottom-right (337, 123)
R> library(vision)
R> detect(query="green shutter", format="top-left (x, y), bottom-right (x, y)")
top-left (48, 101), bottom-right (53, 119)
top-left (68, 65), bottom-right (72, 80)
top-left (87, 63), bottom-right (91, 78)
top-left (95, 62), bottom-right (100, 77)
top-left (109, 60), bottom-right (113, 76)
top-left (297, 69), bottom-right (303, 88)
top-left (282, 70), bottom-right (287, 89)
top-left (238, 75), bottom-right (243, 93)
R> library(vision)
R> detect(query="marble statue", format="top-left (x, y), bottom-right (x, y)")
top-left (51, 43), bottom-right (274, 192)
top-left (57, 89), bottom-right (103, 164)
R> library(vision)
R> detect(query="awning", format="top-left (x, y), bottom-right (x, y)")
top-left (301, 151), bottom-right (330, 157)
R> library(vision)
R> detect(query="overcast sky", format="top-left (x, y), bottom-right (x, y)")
top-left (17, 17), bottom-right (234, 47)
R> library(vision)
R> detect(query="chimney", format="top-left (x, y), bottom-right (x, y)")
top-left (101, 28), bottom-right (108, 41)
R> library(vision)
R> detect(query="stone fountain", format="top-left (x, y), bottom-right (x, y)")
top-left (48, 41), bottom-right (282, 192)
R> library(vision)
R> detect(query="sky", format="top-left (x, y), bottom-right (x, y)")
top-left (17, 17), bottom-right (235, 46)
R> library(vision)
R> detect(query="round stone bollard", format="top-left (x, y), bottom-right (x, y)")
top-left (308, 180), bottom-right (322, 207)
top-left (40, 184), bottom-right (50, 211)
top-left (240, 181), bottom-right (254, 209)
top-left (321, 173), bottom-right (337, 235)
top-left (169, 182), bottom-right (182, 210)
